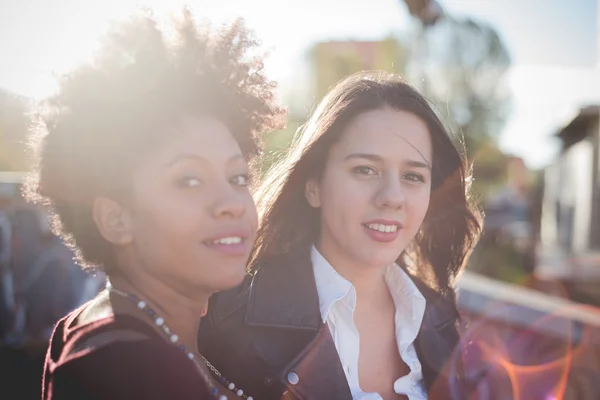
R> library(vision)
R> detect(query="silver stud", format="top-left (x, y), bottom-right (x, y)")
top-left (155, 317), bottom-right (164, 326)
top-left (247, 397), bottom-right (253, 400)
top-left (170, 334), bottom-right (178, 343)
top-left (219, 396), bottom-right (228, 400)
top-left (137, 301), bottom-right (146, 309)
top-left (187, 352), bottom-right (194, 360)
top-left (287, 372), bottom-right (299, 385)
top-left (228, 382), bottom-right (235, 390)
top-left (236, 389), bottom-right (243, 396)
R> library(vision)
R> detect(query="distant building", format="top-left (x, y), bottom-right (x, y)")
top-left (537, 105), bottom-right (600, 299)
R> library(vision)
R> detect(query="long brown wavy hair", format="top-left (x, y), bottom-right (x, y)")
top-left (251, 71), bottom-right (482, 294)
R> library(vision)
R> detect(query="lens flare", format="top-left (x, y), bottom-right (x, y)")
top-left (433, 300), bottom-right (600, 399)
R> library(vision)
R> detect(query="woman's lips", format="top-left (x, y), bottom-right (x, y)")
top-left (362, 220), bottom-right (403, 243)
top-left (203, 228), bottom-right (252, 256)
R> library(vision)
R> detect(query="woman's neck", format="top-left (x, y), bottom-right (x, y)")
top-left (314, 243), bottom-right (388, 304)
top-left (109, 272), bottom-right (209, 354)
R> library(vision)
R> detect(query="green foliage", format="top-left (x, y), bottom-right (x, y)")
top-left (408, 15), bottom-right (512, 155)
top-left (311, 37), bottom-right (408, 101)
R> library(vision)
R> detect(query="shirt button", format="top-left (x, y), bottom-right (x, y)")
top-left (287, 372), bottom-right (300, 385)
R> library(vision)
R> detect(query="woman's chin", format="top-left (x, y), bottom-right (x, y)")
top-left (360, 254), bottom-right (402, 269)
top-left (208, 267), bottom-right (248, 292)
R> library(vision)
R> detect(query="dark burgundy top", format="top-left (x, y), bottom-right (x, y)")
top-left (42, 304), bottom-right (212, 400)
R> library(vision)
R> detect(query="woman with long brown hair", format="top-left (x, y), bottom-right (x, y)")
top-left (199, 72), bottom-right (481, 400)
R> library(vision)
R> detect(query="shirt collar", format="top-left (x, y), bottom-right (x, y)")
top-left (311, 245), bottom-right (354, 322)
top-left (311, 245), bottom-right (427, 324)
top-left (384, 263), bottom-right (427, 346)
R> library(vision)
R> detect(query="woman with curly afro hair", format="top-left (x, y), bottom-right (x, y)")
top-left (28, 9), bottom-right (284, 400)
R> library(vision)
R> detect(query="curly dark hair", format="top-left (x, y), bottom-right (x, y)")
top-left (25, 9), bottom-right (285, 270)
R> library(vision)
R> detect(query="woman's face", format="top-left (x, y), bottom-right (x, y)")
top-left (125, 116), bottom-right (257, 293)
top-left (306, 107), bottom-right (432, 270)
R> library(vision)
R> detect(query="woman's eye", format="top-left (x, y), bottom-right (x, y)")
top-left (403, 172), bottom-right (425, 183)
top-left (231, 174), bottom-right (250, 187)
top-left (178, 177), bottom-right (202, 188)
top-left (353, 166), bottom-right (377, 175)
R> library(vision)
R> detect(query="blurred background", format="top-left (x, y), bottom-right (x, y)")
top-left (0, 0), bottom-right (599, 398)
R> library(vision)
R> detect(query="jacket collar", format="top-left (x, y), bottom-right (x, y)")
top-left (311, 245), bottom-right (355, 322)
top-left (244, 249), bottom-right (456, 332)
top-left (245, 250), bottom-right (321, 331)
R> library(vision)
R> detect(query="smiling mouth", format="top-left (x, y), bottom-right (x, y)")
top-left (202, 235), bottom-right (250, 256)
top-left (206, 236), bottom-right (244, 245)
top-left (363, 223), bottom-right (399, 233)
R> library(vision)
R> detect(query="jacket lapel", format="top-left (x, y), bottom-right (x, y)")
top-left (245, 250), bottom-right (321, 330)
top-left (414, 289), bottom-right (465, 399)
top-left (245, 250), bottom-right (352, 400)
top-left (282, 325), bottom-right (352, 400)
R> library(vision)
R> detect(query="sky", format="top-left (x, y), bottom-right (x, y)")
top-left (440, 0), bottom-right (599, 167)
top-left (0, 0), bottom-right (598, 168)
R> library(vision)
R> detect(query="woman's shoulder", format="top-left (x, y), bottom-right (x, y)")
top-left (46, 292), bottom-right (150, 356)
top-left (49, 306), bottom-right (153, 361)
top-left (204, 250), bottom-right (311, 325)
top-left (45, 301), bottom-right (164, 379)
top-left (203, 273), bottom-right (253, 329)
top-left (44, 301), bottom-right (210, 399)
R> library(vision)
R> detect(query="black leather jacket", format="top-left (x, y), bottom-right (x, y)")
top-left (198, 250), bottom-right (468, 400)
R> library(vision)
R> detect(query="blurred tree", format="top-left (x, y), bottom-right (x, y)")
top-left (400, 0), bottom-right (512, 197)
top-left (470, 141), bottom-right (512, 199)
top-left (407, 17), bottom-right (511, 151)
top-left (0, 90), bottom-right (31, 171)
top-left (402, 0), bottom-right (443, 26)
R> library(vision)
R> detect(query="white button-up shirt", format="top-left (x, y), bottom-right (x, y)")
top-left (311, 246), bottom-right (428, 400)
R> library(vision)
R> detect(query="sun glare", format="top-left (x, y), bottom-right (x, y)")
top-left (2, 0), bottom-right (282, 101)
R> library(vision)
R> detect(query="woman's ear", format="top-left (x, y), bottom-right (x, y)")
top-left (305, 178), bottom-right (322, 208)
top-left (92, 197), bottom-right (134, 245)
